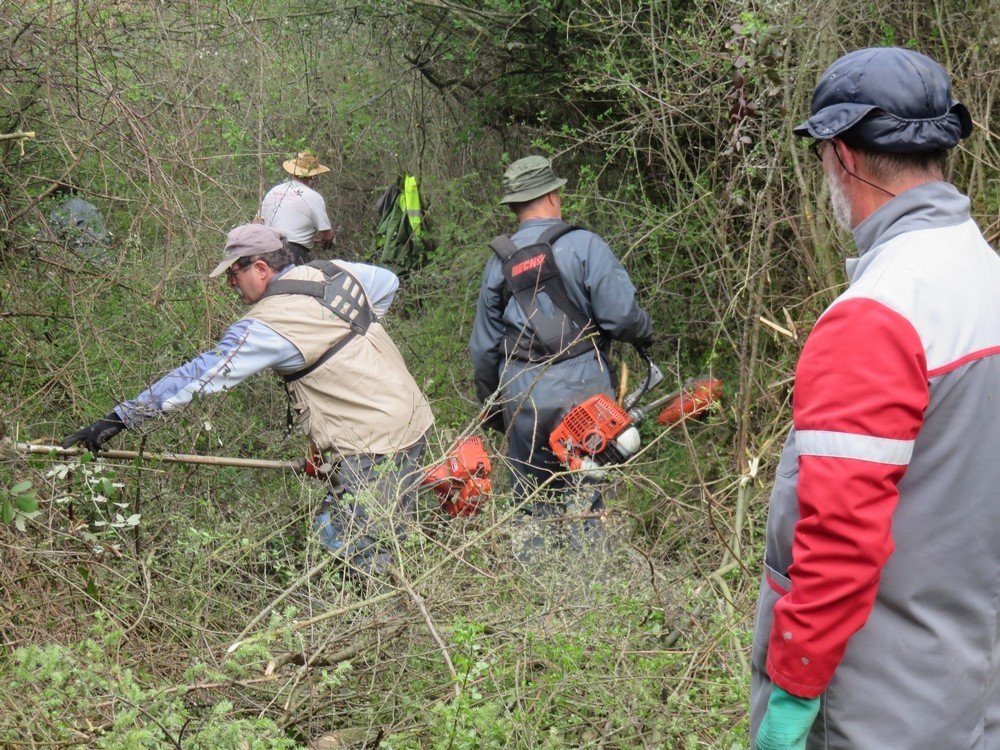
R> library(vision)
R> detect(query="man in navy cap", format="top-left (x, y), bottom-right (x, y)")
top-left (751, 48), bottom-right (999, 749)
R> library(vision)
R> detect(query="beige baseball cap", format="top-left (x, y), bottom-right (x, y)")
top-left (209, 224), bottom-right (284, 278)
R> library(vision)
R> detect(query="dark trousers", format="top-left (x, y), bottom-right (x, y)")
top-left (498, 355), bottom-right (615, 557)
top-left (312, 437), bottom-right (428, 575)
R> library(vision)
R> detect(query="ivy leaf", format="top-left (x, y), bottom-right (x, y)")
top-left (11, 481), bottom-right (32, 495)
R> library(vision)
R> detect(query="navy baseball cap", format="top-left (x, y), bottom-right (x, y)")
top-left (794, 47), bottom-right (972, 152)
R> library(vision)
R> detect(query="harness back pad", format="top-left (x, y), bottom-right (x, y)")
top-left (261, 260), bottom-right (375, 382)
top-left (489, 222), bottom-right (598, 363)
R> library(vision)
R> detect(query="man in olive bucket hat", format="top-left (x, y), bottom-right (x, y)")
top-left (258, 150), bottom-right (335, 264)
top-left (470, 155), bottom-right (653, 557)
top-left (749, 48), bottom-right (999, 750)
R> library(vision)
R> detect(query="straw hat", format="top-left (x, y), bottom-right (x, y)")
top-left (282, 151), bottom-right (330, 177)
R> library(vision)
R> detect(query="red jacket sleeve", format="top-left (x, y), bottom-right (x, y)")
top-left (766, 297), bottom-right (928, 697)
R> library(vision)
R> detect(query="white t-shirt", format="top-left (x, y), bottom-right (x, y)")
top-left (259, 179), bottom-right (332, 246)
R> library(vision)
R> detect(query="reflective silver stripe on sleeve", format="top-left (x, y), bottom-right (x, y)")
top-left (797, 430), bottom-right (914, 466)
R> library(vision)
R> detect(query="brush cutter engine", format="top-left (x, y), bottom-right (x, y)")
top-left (549, 394), bottom-right (641, 473)
top-left (422, 435), bottom-right (493, 517)
top-left (549, 348), bottom-right (723, 474)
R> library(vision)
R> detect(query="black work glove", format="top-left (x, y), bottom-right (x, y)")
top-left (635, 333), bottom-right (655, 353)
top-left (63, 411), bottom-right (126, 453)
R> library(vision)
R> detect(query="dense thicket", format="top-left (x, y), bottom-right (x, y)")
top-left (1, 1), bottom-right (997, 747)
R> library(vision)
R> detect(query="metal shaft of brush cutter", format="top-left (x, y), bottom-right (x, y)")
top-left (623, 347), bottom-right (665, 411)
top-left (5, 440), bottom-right (301, 471)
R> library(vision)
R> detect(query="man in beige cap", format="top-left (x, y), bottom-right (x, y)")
top-left (470, 155), bottom-right (653, 555)
top-left (65, 223), bottom-right (434, 581)
top-left (258, 150), bottom-right (335, 264)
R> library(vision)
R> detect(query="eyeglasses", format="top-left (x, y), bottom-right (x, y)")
top-left (225, 259), bottom-right (254, 281)
top-left (810, 139), bottom-right (896, 198)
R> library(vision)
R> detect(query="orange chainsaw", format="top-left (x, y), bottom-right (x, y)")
top-left (422, 435), bottom-right (493, 517)
top-left (550, 351), bottom-right (722, 472)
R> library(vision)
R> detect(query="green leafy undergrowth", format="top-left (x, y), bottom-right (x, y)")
top-left (0, 614), bottom-right (300, 749)
top-left (381, 571), bottom-right (747, 749)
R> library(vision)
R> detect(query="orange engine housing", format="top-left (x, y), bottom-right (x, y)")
top-left (422, 435), bottom-right (493, 517)
top-left (549, 393), bottom-right (633, 470)
top-left (657, 379), bottom-right (724, 425)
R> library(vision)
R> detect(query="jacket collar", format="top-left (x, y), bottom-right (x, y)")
top-left (845, 181), bottom-right (970, 283)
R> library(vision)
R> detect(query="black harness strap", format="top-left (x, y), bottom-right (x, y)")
top-left (283, 330), bottom-right (357, 384)
top-left (262, 261), bottom-right (376, 432)
top-left (262, 260), bottom-right (374, 338)
top-left (489, 222), bottom-right (600, 363)
top-left (281, 335), bottom-right (356, 431)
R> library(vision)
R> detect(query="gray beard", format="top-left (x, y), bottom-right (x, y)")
top-left (825, 170), bottom-right (853, 231)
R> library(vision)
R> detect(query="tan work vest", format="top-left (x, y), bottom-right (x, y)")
top-left (244, 264), bottom-right (433, 456)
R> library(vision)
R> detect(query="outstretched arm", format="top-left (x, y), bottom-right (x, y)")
top-left (583, 235), bottom-right (653, 346)
top-left (64, 319), bottom-right (304, 450)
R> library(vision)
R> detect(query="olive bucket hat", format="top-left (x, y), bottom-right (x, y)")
top-left (500, 155), bottom-right (567, 204)
top-left (794, 47), bottom-right (972, 153)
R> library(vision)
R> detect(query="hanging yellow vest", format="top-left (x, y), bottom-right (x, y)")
top-left (403, 174), bottom-right (422, 237)
top-left (372, 174), bottom-right (427, 270)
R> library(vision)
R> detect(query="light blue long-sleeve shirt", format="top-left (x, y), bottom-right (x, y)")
top-left (116, 261), bottom-right (398, 428)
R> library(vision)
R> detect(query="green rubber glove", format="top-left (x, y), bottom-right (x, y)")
top-left (755, 685), bottom-right (821, 750)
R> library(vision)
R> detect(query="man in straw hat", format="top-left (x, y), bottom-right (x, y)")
top-left (750, 48), bottom-right (998, 749)
top-left (258, 150), bottom-right (335, 264)
top-left (470, 155), bottom-right (653, 557)
top-left (64, 224), bottom-right (434, 585)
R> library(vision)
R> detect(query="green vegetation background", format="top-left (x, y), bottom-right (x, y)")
top-left (1, 1), bottom-right (996, 747)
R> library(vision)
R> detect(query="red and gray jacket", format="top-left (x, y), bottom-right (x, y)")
top-left (751, 181), bottom-right (1000, 749)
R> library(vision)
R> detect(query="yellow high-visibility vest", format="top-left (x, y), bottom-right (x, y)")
top-left (402, 175), bottom-right (421, 237)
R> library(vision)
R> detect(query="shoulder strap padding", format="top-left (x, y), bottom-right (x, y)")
top-left (537, 221), bottom-right (577, 247)
top-left (261, 261), bottom-right (375, 383)
top-left (488, 234), bottom-right (520, 263)
top-left (488, 222), bottom-right (598, 361)
top-left (488, 221), bottom-right (577, 263)
top-left (261, 261), bottom-right (373, 336)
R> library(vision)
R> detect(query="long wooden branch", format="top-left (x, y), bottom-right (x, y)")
top-left (5, 440), bottom-right (301, 471)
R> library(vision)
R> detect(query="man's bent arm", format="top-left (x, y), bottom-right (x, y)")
top-left (583, 235), bottom-right (652, 345)
top-left (470, 258), bottom-right (506, 403)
